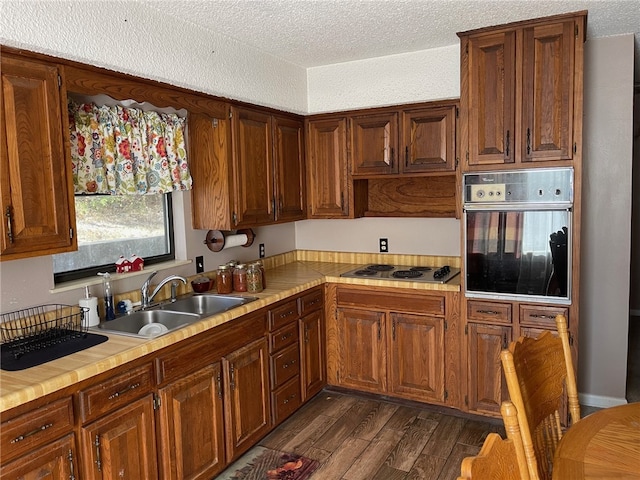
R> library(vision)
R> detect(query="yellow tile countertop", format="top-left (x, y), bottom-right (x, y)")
top-left (0, 251), bottom-right (460, 413)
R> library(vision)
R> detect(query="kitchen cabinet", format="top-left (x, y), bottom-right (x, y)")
top-left (0, 53), bottom-right (77, 260)
top-left (350, 103), bottom-right (457, 176)
top-left (157, 363), bottom-right (225, 480)
top-left (332, 286), bottom-right (451, 405)
top-left (458, 11), bottom-right (586, 170)
top-left (299, 309), bottom-right (325, 400)
top-left (305, 116), bottom-right (352, 218)
top-left (273, 115), bottom-right (306, 222)
top-left (223, 337), bottom-right (271, 462)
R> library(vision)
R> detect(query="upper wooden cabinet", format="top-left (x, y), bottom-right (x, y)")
top-left (0, 54), bottom-right (77, 260)
top-left (305, 116), bottom-right (352, 218)
top-left (458, 11), bottom-right (586, 170)
top-left (273, 115), bottom-right (306, 222)
top-left (350, 103), bottom-right (457, 176)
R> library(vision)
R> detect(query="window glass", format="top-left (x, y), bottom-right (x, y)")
top-left (53, 194), bottom-right (174, 283)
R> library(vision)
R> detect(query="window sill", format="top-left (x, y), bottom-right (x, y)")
top-left (50, 260), bottom-right (192, 294)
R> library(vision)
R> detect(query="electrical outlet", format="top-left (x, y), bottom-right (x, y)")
top-left (379, 238), bottom-right (388, 253)
top-left (195, 256), bottom-right (204, 273)
top-left (259, 243), bottom-right (265, 258)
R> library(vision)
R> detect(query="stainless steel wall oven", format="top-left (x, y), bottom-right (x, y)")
top-left (463, 168), bottom-right (573, 304)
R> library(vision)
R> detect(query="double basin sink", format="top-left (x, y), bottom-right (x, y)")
top-left (96, 294), bottom-right (258, 338)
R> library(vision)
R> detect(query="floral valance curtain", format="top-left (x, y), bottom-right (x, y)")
top-left (68, 100), bottom-right (192, 195)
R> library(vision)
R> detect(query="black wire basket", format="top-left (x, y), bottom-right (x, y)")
top-left (0, 304), bottom-right (89, 360)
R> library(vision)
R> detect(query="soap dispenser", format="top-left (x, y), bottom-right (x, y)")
top-left (98, 272), bottom-right (116, 321)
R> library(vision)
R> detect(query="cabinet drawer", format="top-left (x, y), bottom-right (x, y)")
top-left (78, 363), bottom-right (154, 423)
top-left (519, 304), bottom-right (568, 328)
top-left (0, 397), bottom-right (74, 463)
top-left (298, 288), bottom-right (323, 316)
top-left (269, 322), bottom-right (298, 353)
top-left (467, 301), bottom-right (512, 324)
top-left (269, 299), bottom-right (299, 330)
top-left (270, 343), bottom-right (300, 389)
top-left (337, 288), bottom-right (445, 316)
top-left (272, 376), bottom-right (302, 424)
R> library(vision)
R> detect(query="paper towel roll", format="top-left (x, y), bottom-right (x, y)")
top-left (79, 296), bottom-right (100, 327)
top-left (223, 233), bottom-right (248, 249)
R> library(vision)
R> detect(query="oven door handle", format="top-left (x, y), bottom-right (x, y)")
top-left (463, 202), bottom-right (572, 212)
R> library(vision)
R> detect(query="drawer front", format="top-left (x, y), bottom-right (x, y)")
top-left (298, 288), bottom-right (323, 316)
top-left (269, 322), bottom-right (299, 353)
top-left (269, 299), bottom-right (299, 330)
top-left (79, 363), bottom-right (154, 423)
top-left (467, 300), bottom-right (512, 324)
top-left (270, 343), bottom-right (300, 389)
top-left (337, 288), bottom-right (445, 316)
top-left (0, 397), bottom-right (74, 463)
top-left (519, 304), bottom-right (568, 329)
top-left (272, 377), bottom-right (302, 424)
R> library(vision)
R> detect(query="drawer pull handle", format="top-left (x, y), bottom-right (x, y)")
top-left (477, 309), bottom-right (499, 315)
top-left (108, 382), bottom-right (140, 400)
top-left (11, 422), bottom-right (53, 443)
top-left (283, 393), bottom-right (297, 404)
top-left (281, 333), bottom-right (292, 340)
top-left (283, 360), bottom-right (296, 369)
top-left (279, 310), bottom-right (295, 318)
top-left (530, 314), bottom-right (553, 319)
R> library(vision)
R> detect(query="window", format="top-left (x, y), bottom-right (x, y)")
top-left (53, 193), bottom-right (174, 283)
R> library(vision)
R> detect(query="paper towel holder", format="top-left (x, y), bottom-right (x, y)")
top-left (204, 228), bottom-right (255, 252)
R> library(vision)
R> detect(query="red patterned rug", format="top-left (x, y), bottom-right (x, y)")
top-left (215, 446), bottom-right (319, 480)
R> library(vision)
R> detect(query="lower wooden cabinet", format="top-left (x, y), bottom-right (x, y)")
top-left (80, 395), bottom-right (158, 480)
top-left (300, 309), bottom-right (325, 400)
top-left (0, 434), bottom-right (77, 479)
top-left (223, 337), bottom-right (271, 462)
top-left (157, 363), bottom-right (225, 480)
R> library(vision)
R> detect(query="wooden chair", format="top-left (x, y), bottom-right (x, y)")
top-left (500, 314), bottom-right (580, 480)
top-left (458, 401), bottom-right (530, 480)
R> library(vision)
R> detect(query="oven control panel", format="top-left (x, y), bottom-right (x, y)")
top-left (469, 183), bottom-right (506, 202)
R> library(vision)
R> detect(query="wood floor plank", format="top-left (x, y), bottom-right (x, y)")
top-left (386, 419), bottom-right (440, 471)
top-left (308, 436), bottom-right (369, 480)
top-left (371, 464), bottom-right (408, 480)
top-left (421, 415), bottom-right (466, 458)
top-left (384, 406), bottom-right (423, 431)
top-left (342, 427), bottom-right (405, 480)
top-left (314, 399), bottom-right (381, 451)
top-left (455, 418), bottom-right (504, 447)
top-left (437, 443), bottom-right (480, 480)
top-left (404, 453), bottom-right (447, 480)
top-left (278, 392), bottom-right (357, 432)
top-left (350, 401), bottom-right (399, 441)
top-left (279, 414), bottom-right (337, 454)
top-left (304, 446), bottom-right (332, 463)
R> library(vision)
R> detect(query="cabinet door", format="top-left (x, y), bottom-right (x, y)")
top-left (300, 309), bottom-right (326, 400)
top-left (231, 107), bottom-right (274, 226)
top-left (157, 363), bottom-right (225, 480)
top-left (336, 307), bottom-right (386, 392)
top-left (402, 106), bottom-right (456, 173)
top-left (466, 31), bottom-right (516, 166)
top-left (306, 117), bottom-right (349, 218)
top-left (350, 112), bottom-right (399, 175)
top-left (0, 434), bottom-right (77, 479)
top-left (189, 112), bottom-right (235, 230)
top-left (81, 395), bottom-right (158, 480)
top-left (273, 115), bottom-right (306, 222)
top-left (223, 338), bottom-right (271, 462)
top-left (0, 55), bottom-right (76, 259)
top-left (388, 312), bottom-right (445, 402)
top-left (467, 323), bottom-right (512, 414)
top-left (521, 20), bottom-right (576, 162)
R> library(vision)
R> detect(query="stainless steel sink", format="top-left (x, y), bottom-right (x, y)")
top-left (96, 309), bottom-right (201, 338)
top-left (95, 294), bottom-right (258, 338)
top-left (159, 294), bottom-right (257, 317)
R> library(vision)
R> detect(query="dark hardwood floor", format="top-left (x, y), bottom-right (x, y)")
top-left (225, 390), bottom-right (505, 480)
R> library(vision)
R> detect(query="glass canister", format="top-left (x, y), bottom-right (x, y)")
top-left (216, 265), bottom-right (233, 294)
top-left (233, 264), bottom-right (248, 292)
top-left (247, 263), bottom-right (263, 293)
top-left (255, 259), bottom-right (266, 289)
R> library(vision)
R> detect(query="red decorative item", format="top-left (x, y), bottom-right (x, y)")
top-left (129, 255), bottom-right (144, 272)
top-left (115, 256), bottom-right (132, 273)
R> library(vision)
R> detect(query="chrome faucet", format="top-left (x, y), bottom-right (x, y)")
top-left (141, 271), bottom-right (187, 309)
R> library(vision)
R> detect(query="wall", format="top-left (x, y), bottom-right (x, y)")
top-left (580, 34), bottom-right (634, 406)
top-left (631, 91), bottom-right (640, 314)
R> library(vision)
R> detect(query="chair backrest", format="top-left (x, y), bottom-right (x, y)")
top-left (500, 314), bottom-right (580, 480)
top-left (458, 401), bottom-right (530, 480)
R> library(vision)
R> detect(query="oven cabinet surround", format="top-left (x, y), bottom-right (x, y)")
top-left (190, 107), bottom-right (306, 230)
top-left (0, 397), bottom-right (77, 479)
top-left (325, 284), bottom-right (462, 408)
top-left (305, 101), bottom-right (459, 220)
top-left (463, 298), bottom-right (573, 419)
top-left (0, 52), bottom-right (77, 261)
top-left (267, 286), bottom-right (325, 425)
top-left (457, 11), bottom-right (586, 170)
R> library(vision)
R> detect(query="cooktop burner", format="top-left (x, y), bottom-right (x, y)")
top-left (341, 264), bottom-right (460, 284)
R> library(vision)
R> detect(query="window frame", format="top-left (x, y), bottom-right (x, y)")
top-left (53, 193), bottom-right (175, 284)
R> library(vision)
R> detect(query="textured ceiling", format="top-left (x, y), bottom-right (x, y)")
top-left (147, 0), bottom-right (639, 72)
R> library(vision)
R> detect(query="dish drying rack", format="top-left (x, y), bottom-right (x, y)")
top-left (0, 304), bottom-right (89, 360)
